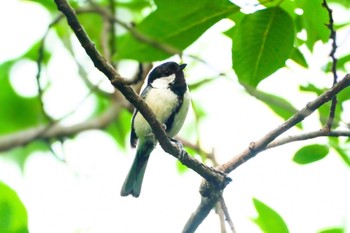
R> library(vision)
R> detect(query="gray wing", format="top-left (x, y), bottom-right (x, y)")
top-left (130, 85), bottom-right (152, 148)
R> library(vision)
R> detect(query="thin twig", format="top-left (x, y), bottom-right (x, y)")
top-left (80, 5), bottom-right (181, 56)
top-left (0, 99), bottom-right (122, 152)
top-left (108, 0), bottom-right (117, 64)
top-left (215, 202), bottom-right (227, 233)
top-left (322, 0), bottom-right (338, 130)
top-left (220, 74), bottom-right (350, 174)
top-left (35, 19), bottom-right (62, 123)
top-left (52, 1), bottom-right (350, 232)
top-left (267, 129), bottom-right (350, 149)
top-left (184, 74), bottom-right (350, 232)
top-left (219, 196), bottom-right (236, 233)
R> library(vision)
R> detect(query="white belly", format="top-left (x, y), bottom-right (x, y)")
top-left (134, 88), bottom-right (190, 139)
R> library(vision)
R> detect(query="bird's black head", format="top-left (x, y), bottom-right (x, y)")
top-left (148, 62), bottom-right (187, 84)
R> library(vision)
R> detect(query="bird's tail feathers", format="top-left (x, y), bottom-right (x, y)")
top-left (120, 141), bottom-right (155, 197)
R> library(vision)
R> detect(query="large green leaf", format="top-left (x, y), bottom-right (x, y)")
top-left (252, 198), bottom-right (289, 233)
top-left (293, 144), bottom-right (329, 164)
top-left (230, 7), bottom-right (295, 87)
top-left (244, 86), bottom-right (301, 128)
top-left (115, 0), bottom-right (239, 61)
top-left (295, 0), bottom-right (329, 50)
top-left (0, 181), bottom-right (28, 233)
top-left (258, 0), bottom-right (297, 18)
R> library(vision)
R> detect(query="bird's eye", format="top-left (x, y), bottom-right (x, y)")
top-left (164, 70), bottom-right (170, 76)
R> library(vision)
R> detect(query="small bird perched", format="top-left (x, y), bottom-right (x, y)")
top-left (120, 62), bottom-right (190, 197)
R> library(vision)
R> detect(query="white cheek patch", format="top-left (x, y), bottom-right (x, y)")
top-left (151, 74), bottom-right (175, 89)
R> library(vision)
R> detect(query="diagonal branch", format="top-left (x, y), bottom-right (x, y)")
top-left (52, 1), bottom-right (350, 232)
top-left (53, 0), bottom-right (228, 187)
top-left (322, 0), bottom-right (338, 130)
top-left (267, 129), bottom-right (350, 149)
top-left (0, 100), bottom-right (122, 153)
top-left (220, 73), bottom-right (350, 174)
top-left (183, 73), bottom-right (350, 232)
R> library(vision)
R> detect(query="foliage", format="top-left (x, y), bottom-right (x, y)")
top-left (1, 0), bottom-right (350, 232)
top-left (0, 181), bottom-right (28, 233)
top-left (293, 144), bottom-right (329, 164)
top-left (252, 198), bottom-right (289, 233)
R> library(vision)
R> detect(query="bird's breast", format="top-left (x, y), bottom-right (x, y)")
top-left (134, 88), bottom-right (179, 138)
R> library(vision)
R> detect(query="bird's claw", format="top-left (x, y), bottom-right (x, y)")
top-left (171, 138), bottom-right (186, 160)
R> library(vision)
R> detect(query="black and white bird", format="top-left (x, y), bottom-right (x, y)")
top-left (120, 62), bottom-right (190, 197)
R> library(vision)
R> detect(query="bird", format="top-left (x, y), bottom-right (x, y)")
top-left (120, 61), bottom-right (190, 197)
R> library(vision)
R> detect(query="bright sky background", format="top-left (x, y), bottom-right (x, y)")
top-left (1, 0), bottom-right (350, 233)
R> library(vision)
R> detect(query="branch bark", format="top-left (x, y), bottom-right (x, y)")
top-left (221, 73), bottom-right (350, 173)
top-left (47, 0), bottom-right (350, 232)
top-left (53, 0), bottom-right (228, 188)
top-left (183, 74), bottom-right (350, 233)
top-left (0, 100), bottom-right (121, 152)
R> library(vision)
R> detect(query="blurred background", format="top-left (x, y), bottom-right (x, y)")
top-left (1, 0), bottom-right (350, 232)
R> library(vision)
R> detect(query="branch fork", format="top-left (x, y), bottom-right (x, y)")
top-left (49, 0), bottom-right (350, 232)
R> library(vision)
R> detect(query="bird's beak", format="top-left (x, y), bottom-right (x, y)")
top-left (178, 63), bottom-right (187, 71)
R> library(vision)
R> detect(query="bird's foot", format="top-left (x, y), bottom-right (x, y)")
top-left (162, 124), bottom-right (167, 131)
top-left (171, 138), bottom-right (187, 160)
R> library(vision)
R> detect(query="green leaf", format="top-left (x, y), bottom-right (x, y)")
top-left (318, 227), bottom-right (344, 233)
top-left (325, 54), bottom-right (350, 72)
top-left (230, 7), bottom-right (295, 87)
top-left (0, 181), bottom-right (29, 233)
top-left (293, 144), bottom-right (329, 164)
top-left (252, 198), bottom-right (289, 233)
top-left (106, 109), bottom-right (132, 149)
top-left (0, 62), bottom-right (45, 135)
top-left (258, 0), bottom-right (297, 18)
top-left (77, 13), bottom-right (104, 54)
top-left (115, 0), bottom-right (239, 61)
top-left (328, 0), bottom-right (350, 7)
top-left (21, 40), bottom-right (51, 64)
top-left (329, 138), bottom-right (350, 167)
top-left (258, 0), bottom-right (281, 7)
top-left (300, 84), bottom-right (341, 127)
top-left (295, 0), bottom-right (329, 50)
top-left (291, 47), bottom-right (308, 68)
top-left (188, 77), bottom-right (217, 91)
top-left (31, 0), bottom-right (57, 12)
top-left (116, 0), bottom-right (152, 11)
top-left (244, 86), bottom-right (301, 128)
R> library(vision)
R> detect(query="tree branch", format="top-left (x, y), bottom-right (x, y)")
top-left (183, 196), bottom-right (220, 233)
top-left (0, 99), bottom-right (121, 152)
top-left (79, 5), bottom-right (181, 56)
top-left (220, 73), bottom-right (350, 174)
top-left (183, 73), bottom-right (350, 232)
top-left (322, 0), bottom-right (338, 130)
top-left (53, 0), bottom-right (228, 188)
top-left (52, 1), bottom-right (350, 232)
top-left (267, 129), bottom-right (350, 149)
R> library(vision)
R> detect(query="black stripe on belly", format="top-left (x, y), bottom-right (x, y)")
top-left (164, 95), bottom-right (183, 133)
